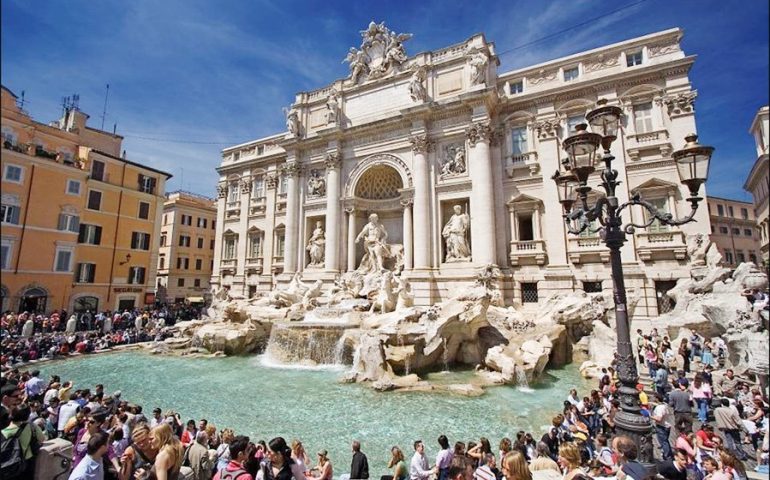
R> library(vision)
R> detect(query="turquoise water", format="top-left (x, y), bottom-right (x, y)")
top-left (39, 352), bottom-right (589, 473)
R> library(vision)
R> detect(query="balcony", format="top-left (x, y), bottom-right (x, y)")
top-left (249, 196), bottom-right (266, 217)
top-left (225, 201), bottom-right (241, 219)
top-left (3, 141), bottom-right (85, 169)
top-left (625, 129), bottom-right (673, 161)
top-left (507, 152), bottom-right (540, 177)
top-left (568, 236), bottom-right (609, 264)
top-left (509, 239), bottom-right (547, 266)
top-left (245, 257), bottom-right (264, 274)
top-left (635, 230), bottom-right (687, 262)
top-left (220, 258), bottom-right (237, 275)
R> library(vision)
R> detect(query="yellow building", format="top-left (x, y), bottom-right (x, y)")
top-left (1, 85), bottom-right (171, 314)
top-left (156, 191), bottom-right (217, 304)
top-left (707, 196), bottom-right (762, 267)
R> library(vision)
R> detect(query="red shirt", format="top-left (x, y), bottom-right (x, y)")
top-left (213, 460), bottom-right (253, 480)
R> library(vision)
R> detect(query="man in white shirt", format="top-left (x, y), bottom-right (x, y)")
top-left (68, 431), bottom-right (109, 480)
top-left (57, 398), bottom-right (80, 435)
top-left (410, 440), bottom-right (435, 480)
top-left (651, 392), bottom-right (674, 460)
top-left (43, 382), bottom-right (60, 406)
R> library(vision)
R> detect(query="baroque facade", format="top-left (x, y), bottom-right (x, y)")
top-left (744, 106), bottom-right (769, 266)
top-left (212, 25), bottom-right (711, 319)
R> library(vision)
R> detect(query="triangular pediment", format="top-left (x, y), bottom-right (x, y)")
top-left (631, 177), bottom-right (678, 193)
top-left (508, 193), bottom-right (542, 205)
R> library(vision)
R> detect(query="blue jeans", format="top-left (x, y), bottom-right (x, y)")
top-left (655, 425), bottom-right (673, 460)
top-left (695, 397), bottom-right (709, 422)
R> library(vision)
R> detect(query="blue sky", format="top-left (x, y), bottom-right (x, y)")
top-left (2, 0), bottom-right (768, 200)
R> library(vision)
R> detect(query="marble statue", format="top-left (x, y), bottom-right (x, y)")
top-left (307, 169), bottom-right (326, 197)
top-left (283, 108), bottom-right (300, 137)
top-left (66, 314), bottom-right (77, 334)
top-left (306, 221), bottom-right (326, 267)
top-left (443, 205), bottom-right (471, 261)
top-left (395, 276), bottom-right (414, 310)
top-left (440, 145), bottom-right (466, 176)
top-left (343, 47), bottom-right (369, 84)
top-left (302, 279), bottom-right (324, 309)
top-left (467, 47), bottom-right (489, 86)
top-left (686, 233), bottom-right (709, 267)
top-left (344, 21), bottom-right (412, 83)
top-left (256, 272), bottom-right (308, 308)
top-left (325, 89), bottom-right (341, 125)
top-left (408, 66), bottom-right (427, 102)
top-left (355, 213), bottom-right (389, 272)
top-left (370, 271), bottom-right (396, 313)
top-left (22, 318), bottom-right (34, 338)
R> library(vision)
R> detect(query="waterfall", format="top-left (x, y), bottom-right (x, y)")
top-left (262, 325), bottom-right (349, 369)
top-left (515, 365), bottom-right (534, 392)
top-left (442, 338), bottom-right (449, 372)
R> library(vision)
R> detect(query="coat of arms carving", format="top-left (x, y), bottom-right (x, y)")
top-left (343, 21), bottom-right (412, 84)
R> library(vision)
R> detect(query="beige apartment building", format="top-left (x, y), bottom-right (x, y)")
top-left (707, 197), bottom-right (762, 267)
top-left (744, 105), bottom-right (769, 267)
top-left (1, 85), bottom-right (171, 314)
top-left (156, 191), bottom-right (217, 304)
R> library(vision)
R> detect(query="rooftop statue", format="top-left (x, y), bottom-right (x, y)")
top-left (343, 21), bottom-right (413, 84)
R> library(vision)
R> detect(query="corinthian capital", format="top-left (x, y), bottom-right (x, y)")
top-left (409, 134), bottom-right (433, 154)
top-left (324, 151), bottom-right (342, 170)
top-left (216, 183), bottom-right (227, 199)
top-left (465, 122), bottom-right (492, 147)
top-left (281, 161), bottom-right (302, 178)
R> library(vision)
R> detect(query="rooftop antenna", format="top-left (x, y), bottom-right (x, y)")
top-left (18, 90), bottom-right (26, 110)
top-left (61, 96), bottom-right (70, 117)
top-left (71, 93), bottom-right (80, 110)
top-left (113, 123), bottom-right (117, 135)
top-left (100, 83), bottom-right (110, 130)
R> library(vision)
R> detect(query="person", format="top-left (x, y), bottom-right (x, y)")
top-left (655, 362), bottom-right (669, 398)
top-left (256, 436), bottom-right (305, 480)
top-left (180, 419), bottom-right (198, 448)
top-left (1, 403), bottom-right (45, 478)
top-left (409, 440), bottom-right (435, 480)
top-left (500, 451), bottom-right (531, 480)
top-left (119, 424), bottom-right (157, 480)
top-left (718, 370), bottom-right (740, 398)
top-left (714, 398), bottom-right (750, 461)
top-left (447, 460), bottom-right (474, 480)
top-left (529, 443), bottom-right (559, 472)
top-left (217, 429), bottom-right (236, 474)
top-left (702, 456), bottom-right (731, 480)
top-left (350, 440), bottom-right (369, 480)
top-left (436, 435), bottom-right (453, 480)
top-left (291, 440), bottom-right (311, 474)
top-left (651, 392), bottom-right (675, 461)
top-left (669, 378), bottom-right (693, 427)
top-left (23, 370), bottom-right (45, 403)
top-left (540, 428), bottom-right (560, 462)
top-left (68, 431), bottom-right (109, 480)
top-left (386, 446), bottom-right (408, 480)
top-left (679, 339), bottom-right (691, 373)
top-left (695, 424), bottom-right (719, 459)
top-left (657, 448), bottom-right (689, 480)
top-left (556, 443), bottom-right (584, 480)
top-left (613, 436), bottom-right (646, 480)
top-left (467, 438), bottom-right (493, 467)
top-left (309, 450), bottom-right (332, 480)
top-left (216, 435), bottom-right (253, 480)
top-left (593, 434), bottom-right (616, 476)
top-left (150, 408), bottom-right (163, 428)
top-left (184, 431), bottom-right (212, 480)
top-left (140, 422), bottom-right (184, 480)
top-left (692, 374), bottom-right (713, 423)
top-left (718, 449), bottom-right (748, 480)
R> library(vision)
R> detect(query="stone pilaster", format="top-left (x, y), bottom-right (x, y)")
top-left (282, 161), bottom-right (302, 273)
top-left (346, 207), bottom-right (356, 272)
top-left (466, 122), bottom-right (497, 265)
top-left (401, 197), bottom-right (414, 271)
top-left (410, 134), bottom-right (433, 270)
top-left (324, 151), bottom-right (342, 272)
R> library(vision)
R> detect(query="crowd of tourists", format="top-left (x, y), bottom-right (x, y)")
top-left (0, 305), bottom-right (203, 370)
top-left (1, 336), bottom-right (768, 480)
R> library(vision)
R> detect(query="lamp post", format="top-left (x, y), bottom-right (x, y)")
top-left (552, 99), bottom-right (713, 464)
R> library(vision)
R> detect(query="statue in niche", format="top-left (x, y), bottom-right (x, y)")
top-left (283, 108), bottom-right (300, 137)
top-left (467, 47), bottom-right (489, 86)
top-left (307, 169), bottom-right (326, 197)
top-left (443, 205), bottom-right (471, 262)
top-left (355, 213), bottom-right (389, 272)
top-left (408, 66), bottom-right (428, 102)
top-left (440, 145), bottom-right (466, 176)
top-left (325, 89), bottom-right (341, 125)
top-left (306, 221), bottom-right (326, 267)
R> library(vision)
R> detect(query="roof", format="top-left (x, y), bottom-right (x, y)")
top-left (91, 149), bottom-right (173, 179)
top-left (706, 195), bottom-right (754, 206)
top-left (1, 85), bottom-right (18, 98)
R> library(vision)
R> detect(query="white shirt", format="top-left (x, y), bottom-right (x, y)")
top-left (44, 388), bottom-right (59, 406)
top-left (58, 400), bottom-right (80, 431)
top-left (68, 454), bottom-right (103, 480)
top-left (410, 452), bottom-right (431, 480)
top-left (653, 403), bottom-right (672, 428)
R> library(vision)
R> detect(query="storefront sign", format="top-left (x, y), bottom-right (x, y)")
top-left (113, 287), bottom-right (143, 293)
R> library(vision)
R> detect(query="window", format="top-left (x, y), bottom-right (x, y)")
top-left (719, 226), bottom-right (728, 234)
top-left (75, 263), bottom-right (96, 283)
top-left (517, 214), bottom-right (534, 241)
top-left (275, 233), bottom-right (285, 257)
top-left (197, 217), bottom-right (207, 228)
top-left (741, 208), bottom-right (748, 220)
top-left (647, 198), bottom-right (669, 233)
top-left (223, 235), bottom-right (237, 260)
top-left (626, 50), bottom-right (643, 67)
top-left (724, 250), bottom-right (734, 264)
top-left (717, 204), bottom-right (724, 216)
top-left (509, 80), bottom-right (523, 94)
top-left (737, 252), bottom-right (746, 263)
top-left (732, 228), bottom-right (740, 236)
top-left (279, 175), bottom-right (288, 194)
top-left (87, 190), bottom-right (102, 210)
top-left (750, 253), bottom-right (757, 264)
top-left (131, 232), bottom-right (151, 250)
top-left (57, 213), bottom-right (80, 233)
top-left (195, 258), bottom-right (202, 270)
top-left (159, 256), bottom-right (165, 270)
top-left (178, 235), bottom-right (191, 247)
top-left (253, 178), bottom-right (264, 198)
top-left (0, 240), bottom-right (12, 270)
top-left (194, 279), bottom-right (201, 287)
top-left (128, 266), bottom-right (146, 284)
top-left (3, 165), bottom-right (22, 183)
top-left (633, 102), bottom-right (654, 133)
top-left (66, 179), bottom-right (81, 195)
top-left (566, 114), bottom-right (585, 134)
top-left (163, 214), bottom-right (169, 225)
top-left (2, 128), bottom-right (18, 147)
top-left (160, 234), bottom-right (167, 247)
top-left (563, 66), bottom-right (579, 82)
top-left (744, 228), bottom-right (753, 237)
top-left (54, 247), bottom-right (73, 272)
top-left (197, 237), bottom-right (204, 249)
top-left (210, 239), bottom-right (215, 249)
top-left (583, 281), bottom-right (602, 293)
top-left (138, 174), bottom-right (157, 194)
top-left (511, 127), bottom-right (528, 156)
top-left (91, 160), bottom-right (105, 182)
top-left (0, 202), bottom-right (20, 225)
top-left (728, 206), bottom-right (734, 217)
top-left (138, 202), bottom-right (150, 220)
top-left (227, 183), bottom-right (239, 203)
top-left (176, 257), bottom-right (189, 270)
top-left (248, 231), bottom-right (262, 258)
top-left (177, 278), bottom-right (185, 287)
top-left (180, 214), bottom-right (192, 226)
top-left (212, 220), bottom-right (216, 230)
top-left (78, 224), bottom-right (102, 245)
top-left (521, 283), bottom-right (539, 303)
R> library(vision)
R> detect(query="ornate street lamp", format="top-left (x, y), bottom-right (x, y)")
top-left (553, 99), bottom-right (713, 466)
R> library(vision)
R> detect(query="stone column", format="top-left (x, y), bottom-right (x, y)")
top-left (346, 207), bottom-right (356, 272)
top-left (533, 207), bottom-right (542, 239)
top-left (212, 182), bottom-right (227, 285)
top-left (466, 122), bottom-right (497, 265)
top-left (410, 134), bottom-right (433, 270)
top-left (282, 161), bottom-right (301, 274)
top-left (324, 152), bottom-right (342, 272)
top-left (401, 198), bottom-right (414, 270)
top-left (534, 117), bottom-right (569, 265)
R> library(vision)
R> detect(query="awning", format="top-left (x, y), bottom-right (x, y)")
top-left (186, 297), bottom-right (205, 303)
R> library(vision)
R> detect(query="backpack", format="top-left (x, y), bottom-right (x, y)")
top-left (0, 425), bottom-right (29, 479)
top-left (222, 467), bottom-right (249, 480)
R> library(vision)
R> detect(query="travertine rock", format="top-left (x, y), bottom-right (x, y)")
top-left (192, 321), bottom-right (271, 355)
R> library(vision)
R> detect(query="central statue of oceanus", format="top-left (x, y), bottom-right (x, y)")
top-left (354, 213), bottom-right (403, 273)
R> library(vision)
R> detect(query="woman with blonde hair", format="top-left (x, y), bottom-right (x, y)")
top-left (140, 423), bottom-right (183, 480)
top-left (217, 428), bottom-right (235, 474)
top-left (557, 443), bottom-right (584, 480)
top-left (309, 449), bottom-right (333, 480)
top-left (387, 446), bottom-right (408, 480)
top-left (501, 451), bottom-right (532, 480)
top-left (119, 424), bottom-right (158, 480)
top-left (291, 439), bottom-right (312, 474)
